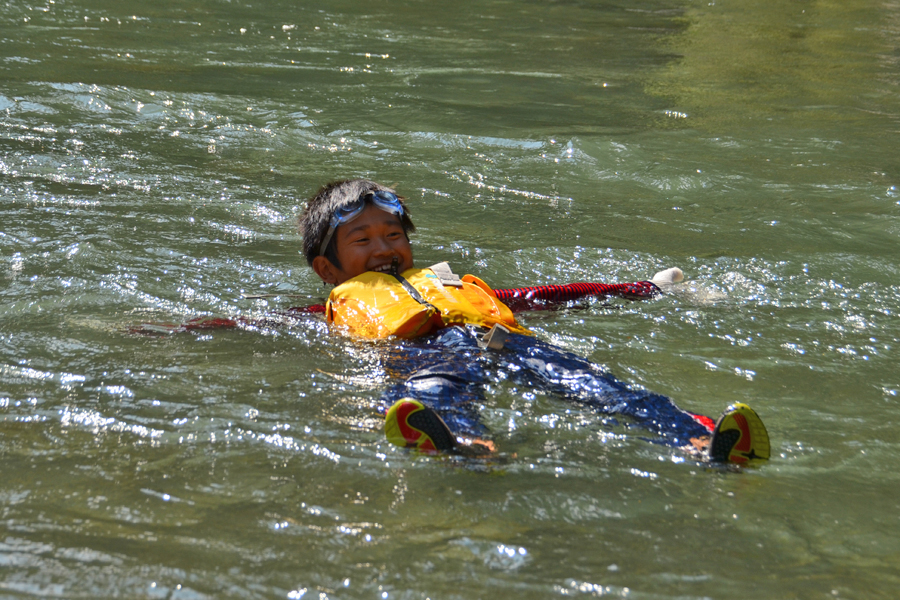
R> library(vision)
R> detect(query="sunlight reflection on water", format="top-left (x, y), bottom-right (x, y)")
top-left (2, 0), bottom-right (900, 598)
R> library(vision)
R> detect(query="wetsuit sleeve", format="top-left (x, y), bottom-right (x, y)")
top-left (492, 281), bottom-right (661, 312)
top-left (284, 304), bottom-right (327, 315)
top-left (129, 306), bottom-right (326, 334)
top-left (128, 316), bottom-right (240, 334)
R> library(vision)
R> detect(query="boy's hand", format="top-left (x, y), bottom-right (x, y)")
top-left (651, 267), bottom-right (684, 289)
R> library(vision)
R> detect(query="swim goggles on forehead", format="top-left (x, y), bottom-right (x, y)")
top-left (317, 190), bottom-right (405, 256)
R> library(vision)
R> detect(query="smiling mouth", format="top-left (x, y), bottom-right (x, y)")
top-left (372, 257), bottom-right (401, 276)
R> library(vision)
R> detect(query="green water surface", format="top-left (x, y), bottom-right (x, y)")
top-left (2, 0), bottom-right (899, 598)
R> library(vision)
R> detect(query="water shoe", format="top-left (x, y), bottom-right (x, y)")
top-left (385, 398), bottom-right (456, 452)
top-left (709, 402), bottom-right (770, 463)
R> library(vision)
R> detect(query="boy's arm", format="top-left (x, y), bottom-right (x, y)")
top-left (129, 305), bottom-right (325, 335)
top-left (130, 269), bottom-right (683, 332)
top-left (262, 269), bottom-right (681, 317)
top-left (493, 281), bottom-right (661, 312)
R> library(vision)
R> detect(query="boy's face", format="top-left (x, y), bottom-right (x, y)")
top-left (311, 204), bottom-right (414, 285)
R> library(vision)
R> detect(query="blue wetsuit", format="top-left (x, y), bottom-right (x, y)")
top-left (379, 326), bottom-right (712, 447)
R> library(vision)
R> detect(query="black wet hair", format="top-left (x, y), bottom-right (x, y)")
top-left (298, 178), bottom-right (415, 268)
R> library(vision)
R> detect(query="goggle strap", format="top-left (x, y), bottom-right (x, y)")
top-left (317, 191), bottom-right (404, 257)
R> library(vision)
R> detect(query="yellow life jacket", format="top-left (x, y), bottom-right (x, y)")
top-left (325, 265), bottom-right (531, 339)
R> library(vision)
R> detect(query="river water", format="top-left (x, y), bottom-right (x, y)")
top-left (2, 0), bottom-right (899, 598)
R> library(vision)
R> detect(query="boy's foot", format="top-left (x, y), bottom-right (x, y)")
top-left (709, 403), bottom-right (770, 463)
top-left (455, 437), bottom-right (498, 457)
top-left (384, 398), bottom-right (456, 452)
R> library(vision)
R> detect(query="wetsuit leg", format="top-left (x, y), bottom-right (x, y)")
top-left (496, 332), bottom-right (712, 446)
top-left (379, 326), bottom-right (490, 438)
top-left (378, 326), bottom-right (711, 446)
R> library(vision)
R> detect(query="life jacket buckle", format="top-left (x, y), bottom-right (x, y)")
top-left (478, 323), bottom-right (509, 350)
top-left (429, 261), bottom-right (463, 287)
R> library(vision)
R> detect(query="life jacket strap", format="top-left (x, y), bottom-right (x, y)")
top-left (393, 273), bottom-right (439, 312)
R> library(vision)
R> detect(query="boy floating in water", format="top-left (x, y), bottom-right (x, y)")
top-left (299, 178), bottom-right (769, 463)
